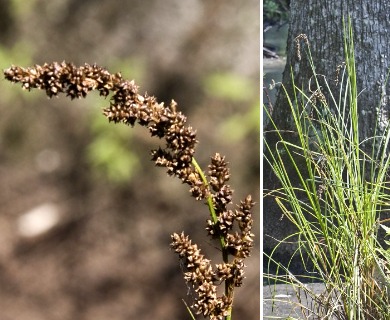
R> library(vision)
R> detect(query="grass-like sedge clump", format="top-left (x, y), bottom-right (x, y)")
top-left (264, 21), bottom-right (390, 319)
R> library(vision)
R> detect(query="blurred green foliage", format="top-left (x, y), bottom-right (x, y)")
top-left (204, 72), bottom-right (259, 142)
top-left (204, 72), bottom-right (255, 102)
top-left (11, 0), bottom-right (36, 15)
top-left (107, 57), bottom-right (146, 87)
top-left (264, 0), bottom-right (290, 25)
top-left (217, 101), bottom-right (259, 142)
top-left (87, 110), bottom-right (140, 184)
top-left (0, 44), bottom-right (33, 101)
top-left (85, 58), bottom-right (146, 184)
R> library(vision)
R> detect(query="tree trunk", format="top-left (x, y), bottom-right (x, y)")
top-left (264, 0), bottom-right (390, 273)
top-left (271, 0), bottom-right (390, 137)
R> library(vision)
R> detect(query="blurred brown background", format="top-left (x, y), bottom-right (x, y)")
top-left (0, 1), bottom-right (259, 319)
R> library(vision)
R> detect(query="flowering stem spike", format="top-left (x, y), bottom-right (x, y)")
top-left (4, 62), bottom-right (254, 320)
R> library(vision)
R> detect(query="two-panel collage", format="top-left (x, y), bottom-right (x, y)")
top-left (1, 1), bottom-right (389, 320)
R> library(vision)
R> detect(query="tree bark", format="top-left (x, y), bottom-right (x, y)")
top-left (270, 0), bottom-right (390, 137)
top-left (264, 0), bottom-right (390, 272)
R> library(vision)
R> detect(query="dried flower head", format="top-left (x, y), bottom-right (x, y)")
top-left (4, 62), bottom-right (255, 320)
top-left (171, 232), bottom-right (231, 319)
top-left (4, 62), bottom-right (204, 193)
top-left (335, 62), bottom-right (346, 85)
top-left (295, 33), bottom-right (309, 61)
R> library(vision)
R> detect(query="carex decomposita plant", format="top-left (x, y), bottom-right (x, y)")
top-left (3, 62), bottom-right (254, 320)
top-left (264, 22), bottom-right (390, 319)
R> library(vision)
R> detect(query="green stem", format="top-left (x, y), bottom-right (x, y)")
top-left (192, 157), bottom-right (232, 320)
top-left (191, 157), bottom-right (227, 251)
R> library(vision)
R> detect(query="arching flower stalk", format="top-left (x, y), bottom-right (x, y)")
top-left (4, 62), bottom-right (254, 320)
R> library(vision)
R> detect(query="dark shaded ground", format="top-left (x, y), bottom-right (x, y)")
top-left (0, 1), bottom-right (259, 319)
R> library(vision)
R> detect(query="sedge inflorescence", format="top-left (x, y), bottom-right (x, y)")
top-left (171, 196), bottom-right (254, 319)
top-left (4, 62), bottom-right (254, 319)
top-left (4, 62), bottom-right (199, 190)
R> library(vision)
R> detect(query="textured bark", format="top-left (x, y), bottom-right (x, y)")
top-left (264, 0), bottom-right (390, 271)
top-left (271, 0), bottom-right (390, 138)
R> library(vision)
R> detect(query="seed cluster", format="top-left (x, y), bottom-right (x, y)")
top-left (225, 195), bottom-right (255, 259)
top-left (172, 157), bottom-right (254, 318)
top-left (295, 33), bottom-right (309, 61)
top-left (4, 62), bottom-right (201, 192)
top-left (4, 62), bottom-right (254, 319)
top-left (171, 232), bottom-right (232, 319)
top-left (206, 155), bottom-right (254, 258)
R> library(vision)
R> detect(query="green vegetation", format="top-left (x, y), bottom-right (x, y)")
top-left (264, 0), bottom-right (290, 26)
top-left (264, 22), bottom-right (390, 319)
top-left (204, 72), bottom-right (259, 142)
